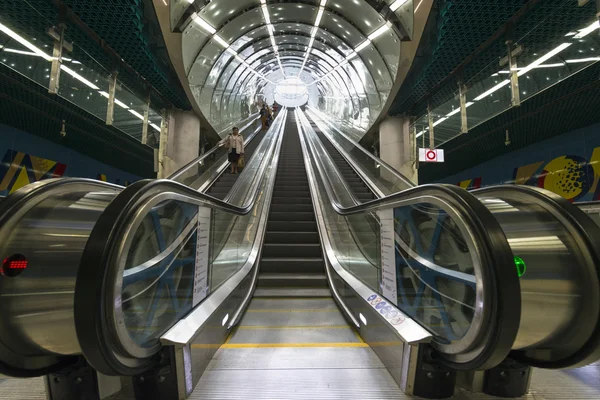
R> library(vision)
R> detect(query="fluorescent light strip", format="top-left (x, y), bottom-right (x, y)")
top-left (128, 109), bottom-right (144, 119)
top-left (444, 101), bottom-right (474, 117)
top-left (61, 65), bottom-right (100, 90)
top-left (320, 0), bottom-right (327, 5)
top-left (517, 43), bottom-right (572, 77)
top-left (432, 117), bottom-right (447, 127)
top-left (473, 79), bottom-right (510, 101)
top-left (390, 0), bottom-right (409, 11)
top-left (355, 40), bottom-right (371, 53)
top-left (0, 22), bottom-right (52, 61)
top-left (261, 5), bottom-right (271, 24)
top-left (315, 7), bottom-right (324, 27)
top-left (566, 57), bottom-right (600, 63)
top-left (213, 34), bottom-right (229, 48)
top-left (150, 123), bottom-right (161, 132)
top-left (346, 51), bottom-right (358, 61)
top-left (368, 24), bottom-right (390, 41)
top-left (192, 14), bottom-right (216, 35)
top-left (574, 20), bottom-right (599, 39)
top-left (99, 91), bottom-right (129, 109)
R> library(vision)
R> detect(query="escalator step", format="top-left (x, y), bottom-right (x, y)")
top-left (264, 231), bottom-right (319, 244)
top-left (269, 212), bottom-right (315, 222)
top-left (262, 243), bottom-right (322, 258)
top-left (267, 221), bottom-right (317, 231)
top-left (257, 273), bottom-right (328, 287)
top-left (260, 258), bottom-right (324, 274)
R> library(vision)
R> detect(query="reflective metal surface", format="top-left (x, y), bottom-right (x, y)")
top-left (0, 179), bottom-right (120, 375)
top-left (475, 188), bottom-right (600, 368)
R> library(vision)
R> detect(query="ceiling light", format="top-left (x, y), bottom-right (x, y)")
top-left (267, 24), bottom-right (274, 34)
top-left (390, 0), bottom-right (409, 11)
top-left (517, 43), bottom-right (572, 77)
top-left (346, 51), bottom-right (358, 60)
top-left (355, 40), bottom-right (371, 52)
top-left (61, 65), bottom-right (99, 90)
top-left (320, 0), bottom-right (327, 5)
top-left (128, 109), bottom-right (144, 119)
top-left (192, 14), bottom-right (216, 35)
top-left (315, 7), bottom-right (324, 27)
top-left (0, 23), bottom-right (52, 61)
top-left (566, 57), bottom-right (600, 63)
top-left (261, 5), bottom-right (271, 24)
top-left (226, 47), bottom-right (237, 56)
top-left (473, 80), bottom-right (510, 101)
top-left (150, 123), bottom-right (161, 131)
top-left (432, 117), bottom-right (447, 127)
top-left (574, 21), bottom-right (599, 39)
top-left (368, 24), bottom-right (390, 41)
top-left (213, 34), bottom-right (229, 48)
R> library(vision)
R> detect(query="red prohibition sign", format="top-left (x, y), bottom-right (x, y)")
top-left (426, 150), bottom-right (436, 160)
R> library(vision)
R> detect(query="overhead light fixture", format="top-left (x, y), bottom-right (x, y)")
top-left (128, 109), bottom-right (144, 120)
top-left (191, 14), bottom-right (217, 35)
top-left (226, 47), bottom-right (237, 56)
top-left (445, 102), bottom-right (474, 117)
top-left (368, 24), bottom-right (390, 41)
top-left (517, 43), bottom-right (572, 77)
top-left (99, 91), bottom-right (129, 109)
top-left (346, 51), bottom-right (358, 61)
top-left (432, 117), bottom-right (447, 127)
top-left (0, 22), bottom-right (52, 61)
top-left (61, 65), bottom-right (100, 90)
top-left (355, 40), bottom-right (371, 53)
top-left (574, 20), bottom-right (599, 39)
top-left (320, 0), bottom-right (327, 5)
top-left (473, 79), bottom-right (510, 101)
top-left (213, 34), bottom-right (229, 48)
top-left (566, 57), bottom-right (600, 63)
top-left (315, 7), bottom-right (325, 27)
top-left (267, 24), bottom-right (274, 34)
top-left (390, 0), bottom-right (409, 11)
top-left (261, 5), bottom-right (271, 24)
top-left (150, 123), bottom-right (161, 131)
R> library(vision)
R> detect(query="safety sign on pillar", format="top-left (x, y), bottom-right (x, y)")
top-left (418, 148), bottom-right (445, 163)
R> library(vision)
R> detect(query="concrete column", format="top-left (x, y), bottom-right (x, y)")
top-left (379, 116), bottom-right (418, 185)
top-left (158, 110), bottom-right (200, 179)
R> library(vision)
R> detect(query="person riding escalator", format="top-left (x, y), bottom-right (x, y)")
top-left (221, 126), bottom-right (244, 174)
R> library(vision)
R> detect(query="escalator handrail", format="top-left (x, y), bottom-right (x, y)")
top-left (473, 185), bottom-right (600, 369)
top-left (298, 110), bottom-right (521, 370)
top-left (306, 106), bottom-right (415, 189)
top-left (72, 112), bottom-right (286, 375)
top-left (167, 114), bottom-right (260, 182)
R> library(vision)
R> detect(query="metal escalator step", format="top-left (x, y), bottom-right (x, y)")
top-left (253, 287), bottom-right (332, 298)
top-left (262, 243), bottom-right (321, 257)
top-left (270, 204), bottom-right (313, 212)
top-left (257, 273), bottom-right (327, 287)
top-left (265, 231), bottom-right (319, 243)
top-left (271, 197), bottom-right (313, 205)
top-left (267, 221), bottom-right (317, 231)
top-left (268, 212), bottom-right (315, 222)
top-left (270, 190), bottom-right (312, 198)
top-left (260, 258), bottom-right (324, 274)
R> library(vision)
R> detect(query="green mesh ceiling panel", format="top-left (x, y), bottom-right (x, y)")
top-left (419, 61), bottom-right (600, 183)
top-left (0, 0), bottom-right (190, 111)
top-left (390, 0), bottom-right (598, 117)
top-left (0, 64), bottom-right (155, 178)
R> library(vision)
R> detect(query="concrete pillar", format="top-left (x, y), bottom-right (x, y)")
top-left (158, 110), bottom-right (200, 179)
top-left (379, 116), bottom-right (418, 185)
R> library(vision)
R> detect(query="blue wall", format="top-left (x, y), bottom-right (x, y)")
top-left (436, 122), bottom-right (600, 202)
top-left (0, 123), bottom-right (140, 196)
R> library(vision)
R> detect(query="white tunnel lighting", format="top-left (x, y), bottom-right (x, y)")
top-left (355, 40), bottom-right (371, 53)
top-left (192, 14), bottom-right (216, 35)
top-left (432, 117), bottom-right (447, 127)
top-left (267, 23), bottom-right (274, 34)
top-left (320, 0), bottom-right (328, 6)
top-left (150, 123), bottom-right (161, 132)
top-left (390, 0), bottom-right (409, 12)
top-left (0, 22), bottom-right (52, 61)
top-left (574, 20), bottom-right (599, 39)
top-left (261, 5), bottom-right (271, 24)
top-left (315, 7), bottom-right (325, 27)
top-left (445, 102), bottom-right (474, 117)
top-left (566, 57), bottom-right (600, 63)
top-left (346, 51), bottom-right (358, 61)
top-left (517, 43), bottom-right (572, 77)
top-left (368, 24), bottom-right (390, 41)
top-left (213, 34), bottom-right (229, 48)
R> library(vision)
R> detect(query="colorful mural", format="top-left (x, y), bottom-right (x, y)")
top-left (436, 123), bottom-right (600, 203)
top-left (0, 150), bottom-right (67, 196)
top-left (0, 124), bottom-right (140, 196)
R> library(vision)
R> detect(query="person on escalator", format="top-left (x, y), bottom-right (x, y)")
top-left (260, 104), bottom-right (268, 129)
top-left (222, 127), bottom-right (244, 174)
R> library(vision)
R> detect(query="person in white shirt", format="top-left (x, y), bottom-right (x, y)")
top-left (222, 127), bottom-right (244, 174)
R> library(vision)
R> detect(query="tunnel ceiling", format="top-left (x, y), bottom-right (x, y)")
top-left (176, 0), bottom-right (413, 136)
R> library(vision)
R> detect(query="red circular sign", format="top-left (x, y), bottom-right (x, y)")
top-left (426, 150), bottom-right (436, 160)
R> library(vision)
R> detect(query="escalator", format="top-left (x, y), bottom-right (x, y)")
top-left (1, 109), bottom-right (600, 399)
